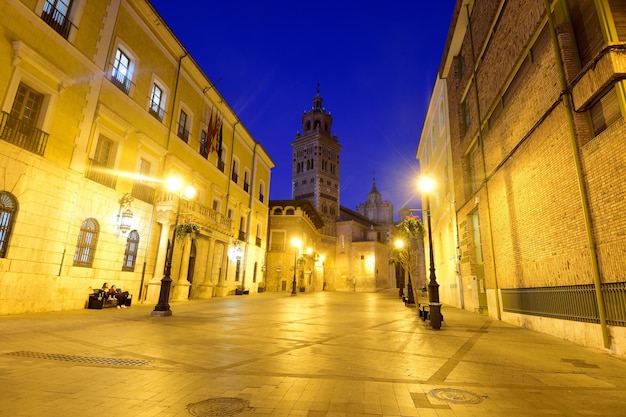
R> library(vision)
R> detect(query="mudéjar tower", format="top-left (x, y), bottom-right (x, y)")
top-left (291, 87), bottom-right (341, 236)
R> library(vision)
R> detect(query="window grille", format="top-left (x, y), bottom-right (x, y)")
top-left (73, 218), bottom-right (99, 267)
top-left (122, 230), bottom-right (140, 271)
top-left (0, 192), bottom-right (18, 258)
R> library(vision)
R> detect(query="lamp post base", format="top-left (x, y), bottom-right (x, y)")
top-left (150, 310), bottom-right (173, 317)
top-left (429, 303), bottom-right (442, 330)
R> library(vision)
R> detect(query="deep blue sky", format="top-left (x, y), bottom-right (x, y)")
top-left (149, 1), bottom-right (455, 218)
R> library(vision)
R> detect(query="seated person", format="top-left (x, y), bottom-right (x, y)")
top-left (107, 285), bottom-right (129, 308)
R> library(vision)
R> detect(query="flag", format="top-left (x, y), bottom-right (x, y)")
top-left (212, 118), bottom-right (223, 154)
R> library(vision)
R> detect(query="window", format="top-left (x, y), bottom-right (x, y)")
top-left (256, 224), bottom-right (262, 247)
top-left (259, 183), bottom-right (265, 202)
top-left (148, 82), bottom-right (165, 121)
top-left (270, 230), bottom-right (286, 251)
top-left (177, 110), bottom-right (189, 142)
top-left (0, 192), bottom-right (18, 258)
top-left (1, 83), bottom-right (49, 156)
top-left (86, 135), bottom-right (117, 188)
top-left (460, 97), bottom-right (470, 136)
top-left (464, 141), bottom-right (480, 198)
top-left (217, 147), bottom-right (226, 172)
top-left (590, 87), bottom-right (621, 137)
top-left (111, 48), bottom-right (133, 94)
top-left (41, 0), bottom-right (74, 39)
top-left (73, 218), bottom-right (99, 267)
top-left (243, 169), bottom-right (250, 192)
top-left (238, 216), bottom-right (246, 241)
top-left (199, 130), bottom-right (209, 158)
top-left (231, 159), bottom-right (239, 183)
top-left (122, 230), bottom-right (140, 271)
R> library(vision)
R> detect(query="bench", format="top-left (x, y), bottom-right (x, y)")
top-left (87, 290), bottom-right (132, 309)
top-left (235, 288), bottom-right (250, 295)
top-left (419, 303), bottom-right (444, 322)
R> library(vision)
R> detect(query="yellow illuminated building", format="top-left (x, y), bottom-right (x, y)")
top-left (0, 0), bottom-right (273, 314)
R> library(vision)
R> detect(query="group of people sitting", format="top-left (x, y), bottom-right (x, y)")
top-left (101, 282), bottom-right (130, 308)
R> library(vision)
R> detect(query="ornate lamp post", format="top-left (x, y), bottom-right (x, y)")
top-left (151, 177), bottom-right (196, 317)
top-left (419, 175), bottom-right (442, 329)
top-left (291, 237), bottom-right (302, 296)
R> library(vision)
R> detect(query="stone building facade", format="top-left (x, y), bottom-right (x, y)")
top-left (355, 178), bottom-right (395, 225)
top-left (438, 0), bottom-right (626, 355)
top-left (0, 0), bottom-right (273, 315)
top-left (292, 90), bottom-right (341, 237)
top-left (415, 76), bottom-right (465, 311)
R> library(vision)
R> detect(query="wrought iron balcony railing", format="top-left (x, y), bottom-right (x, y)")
top-left (41, 0), bottom-right (74, 39)
top-left (85, 159), bottom-right (117, 189)
top-left (0, 111), bottom-right (49, 156)
top-left (110, 68), bottom-right (131, 94)
top-left (131, 182), bottom-right (155, 204)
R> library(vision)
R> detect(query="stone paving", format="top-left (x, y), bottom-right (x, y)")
top-left (1, 291), bottom-right (625, 416)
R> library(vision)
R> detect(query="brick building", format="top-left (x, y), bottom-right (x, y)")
top-left (0, 0), bottom-right (273, 314)
top-left (435, 0), bottom-right (626, 354)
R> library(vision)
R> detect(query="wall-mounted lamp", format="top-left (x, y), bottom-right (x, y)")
top-left (118, 193), bottom-right (134, 234)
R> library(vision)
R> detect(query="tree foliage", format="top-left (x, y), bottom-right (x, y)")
top-left (390, 215), bottom-right (425, 280)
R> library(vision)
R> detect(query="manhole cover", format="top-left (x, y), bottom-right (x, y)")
top-left (187, 397), bottom-right (249, 417)
top-left (429, 388), bottom-right (483, 404)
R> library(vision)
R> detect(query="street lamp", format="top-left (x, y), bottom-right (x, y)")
top-left (151, 177), bottom-right (196, 317)
top-left (419, 175), bottom-right (442, 329)
top-left (291, 237), bottom-right (302, 296)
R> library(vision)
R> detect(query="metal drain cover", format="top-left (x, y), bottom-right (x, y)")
top-left (429, 388), bottom-right (483, 404)
top-left (4, 351), bottom-right (151, 367)
top-left (187, 397), bottom-right (249, 416)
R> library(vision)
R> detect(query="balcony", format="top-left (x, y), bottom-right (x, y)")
top-left (110, 68), bottom-right (131, 94)
top-left (177, 124), bottom-right (190, 143)
top-left (571, 45), bottom-right (626, 111)
top-left (85, 159), bottom-right (117, 189)
top-left (41, 1), bottom-right (74, 39)
top-left (148, 103), bottom-right (164, 122)
top-left (132, 182), bottom-right (155, 204)
top-left (217, 159), bottom-right (225, 172)
top-left (0, 111), bottom-right (49, 156)
top-left (231, 171), bottom-right (238, 184)
top-left (155, 191), bottom-right (232, 236)
top-left (199, 144), bottom-right (209, 159)
top-left (256, 237), bottom-right (262, 247)
top-left (238, 230), bottom-right (247, 242)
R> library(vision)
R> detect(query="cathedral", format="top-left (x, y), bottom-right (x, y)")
top-left (266, 89), bottom-right (399, 293)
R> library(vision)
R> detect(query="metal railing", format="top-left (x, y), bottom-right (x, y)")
top-left (85, 159), bottom-right (117, 189)
top-left (110, 68), bottom-right (131, 94)
top-left (501, 282), bottom-right (626, 326)
top-left (41, 1), bottom-right (75, 39)
top-left (156, 191), bottom-right (232, 235)
top-left (0, 111), bottom-right (49, 156)
top-left (177, 124), bottom-right (189, 142)
top-left (131, 182), bottom-right (155, 204)
top-left (148, 103), bottom-right (164, 121)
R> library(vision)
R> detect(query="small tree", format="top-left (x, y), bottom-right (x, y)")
top-left (390, 215), bottom-right (425, 300)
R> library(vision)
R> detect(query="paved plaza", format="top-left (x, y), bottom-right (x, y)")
top-left (1, 291), bottom-right (626, 417)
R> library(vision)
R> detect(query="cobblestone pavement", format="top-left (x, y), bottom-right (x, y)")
top-left (1, 291), bottom-right (625, 417)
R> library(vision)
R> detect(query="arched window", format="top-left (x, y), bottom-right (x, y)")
top-left (73, 218), bottom-right (99, 267)
top-left (122, 230), bottom-right (140, 271)
top-left (0, 192), bottom-right (18, 258)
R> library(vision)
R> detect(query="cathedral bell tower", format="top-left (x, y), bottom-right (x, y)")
top-left (291, 86), bottom-right (342, 236)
